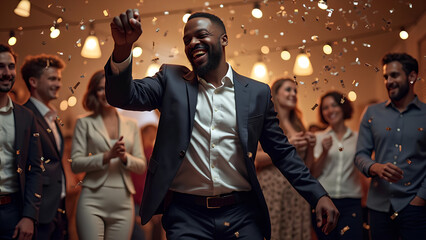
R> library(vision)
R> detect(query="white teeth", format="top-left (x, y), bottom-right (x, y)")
top-left (193, 50), bottom-right (205, 58)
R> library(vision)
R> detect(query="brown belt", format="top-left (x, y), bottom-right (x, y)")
top-left (172, 191), bottom-right (251, 209)
top-left (0, 195), bottom-right (12, 205)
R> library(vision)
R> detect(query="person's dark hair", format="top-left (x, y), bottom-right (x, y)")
top-left (382, 53), bottom-right (418, 77)
top-left (83, 70), bottom-right (105, 114)
top-left (271, 78), bottom-right (305, 132)
top-left (21, 54), bottom-right (65, 91)
top-left (187, 12), bottom-right (226, 34)
top-left (319, 91), bottom-right (353, 125)
top-left (0, 44), bottom-right (17, 61)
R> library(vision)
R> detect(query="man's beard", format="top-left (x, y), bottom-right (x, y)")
top-left (0, 75), bottom-right (15, 93)
top-left (387, 80), bottom-right (409, 101)
top-left (191, 43), bottom-right (222, 78)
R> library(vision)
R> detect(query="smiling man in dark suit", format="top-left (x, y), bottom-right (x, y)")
top-left (105, 10), bottom-right (339, 240)
top-left (0, 44), bottom-right (43, 240)
top-left (21, 54), bottom-right (68, 240)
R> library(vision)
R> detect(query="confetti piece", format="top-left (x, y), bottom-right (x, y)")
top-left (34, 193), bottom-right (42, 198)
top-left (399, 145), bottom-right (402, 152)
top-left (340, 226), bottom-right (350, 235)
top-left (67, 159), bottom-right (72, 163)
top-left (103, 9), bottom-right (109, 17)
top-left (33, 133), bottom-right (40, 137)
top-left (28, 165), bottom-right (31, 171)
top-left (57, 208), bottom-right (66, 214)
top-left (69, 87), bottom-right (74, 94)
top-left (234, 232), bottom-right (240, 238)
top-left (368, 118), bottom-right (372, 123)
top-left (363, 223), bottom-right (370, 230)
top-left (352, 213), bottom-right (357, 217)
top-left (340, 79), bottom-right (345, 88)
top-left (17, 167), bottom-right (23, 174)
top-left (340, 97), bottom-right (345, 104)
top-left (407, 159), bottom-right (412, 164)
top-left (41, 164), bottom-right (45, 172)
top-left (74, 82), bottom-right (80, 89)
top-left (56, 116), bottom-right (64, 127)
top-left (16, 150), bottom-right (20, 155)
top-left (386, 127), bottom-right (391, 131)
top-left (338, 147), bottom-right (344, 152)
top-left (419, 128), bottom-right (424, 131)
top-left (247, 152), bottom-right (253, 158)
top-left (404, 182), bottom-right (411, 186)
top-left (45, 159), bottom-right (51, 164)
top-left (390, 212), bottom-right (398, 220)
top-left (311, 103), bottom-right (318, 111)
top-left (224, 222), bottom-right (230, 227)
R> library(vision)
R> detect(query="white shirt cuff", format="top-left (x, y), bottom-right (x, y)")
top-left (110, 53), bottom-right (132, 75)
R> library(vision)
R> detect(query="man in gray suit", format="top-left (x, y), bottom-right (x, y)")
top-left (105, 10), bottom-right (339, 240)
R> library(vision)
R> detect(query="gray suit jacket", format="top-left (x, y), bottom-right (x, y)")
top-left (105, 61), bottom-right (327, 240)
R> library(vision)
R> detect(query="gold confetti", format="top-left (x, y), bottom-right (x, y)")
top-left (16, 150), bottom-right (20, 155)
top-left (340, 97), bottom-right (345, 104)
top-left (407, 159), bottom-right (412, 164)
top-left (88, 153), bottom-right (92, 156)
top-left (363, 223), bottom-right (370, 230)
top-left (103, 9), bottom-right (109, 17)
top-left (67, 159), bottom-right (73, 162)
top-left (340, 79), bottom-right (345, 88)
top-left (34, 193), bottom-right (42, 199)
top-left (386, 127), bottom-right (391, 131)
top-left (419, 128), bottom-right (424, 131)
top-left (57, 208), bottom-right (66, 214)
top-left (311, 103), bottom-right (318, 111)
top-left (33, 132), bottom-right (40, 137)
top-left (390, 212), bottom-right (398, 220)
top-left (234, 232), bottom-right (240, 238)
top-left (247, 152), bottom-right (253, 158)
top-left (68, 87), bottom-right (74, 94)
top-left (340, 226), bottom-right (350, 235)
top-left (399, 145), bottom-right (402, 152)
top-left (28, 165), bottom-right (31, 171)
top-left (17, 167), bottom-right (23, 174)
top-left (40, 164), bottom-right (45, 172)
top-left (404, 182), bottom-right (411, 186)
top-left (41, 156), bottom-right (44, 161)
top-left (224, 221), bottom-right (230, 227)
top-left (47, 128), bottom-right (52, 133)
top-left (368, 118), bottom-right (373, 123)
top-left (45, 159), bottom-right (51, 164)
top-left (352, 213), bottom-right (357, 217)
top-left (338, 147), bottom-right (344, 152)
top-left (56, 116), bottom-right (64, 127)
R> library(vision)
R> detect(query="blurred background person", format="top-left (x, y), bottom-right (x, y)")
top-left (256, 78), bottom-right (316, 240)
top-left (70, 70), bottom-right (146, 240)
top-left (21, 54), bottom-right (69, 240)
top-left (310, 91), bottom-right (363, 239)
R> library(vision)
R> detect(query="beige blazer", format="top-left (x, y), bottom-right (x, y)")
top-left (71, 113), bottom-right (146, 194)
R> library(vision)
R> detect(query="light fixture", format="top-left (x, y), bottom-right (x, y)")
top-left (59, 100), bottom-right (68, 111)
top-left (14, 0), bottom-right (31, 17)
top-left (293, 52), bottom-right (313, 76)
top-left (146, 63), bottom-right (161, 76)
top-left (132, 45), bottom-right (143, 58)
top-left (318, 0), bottom-right (328, 10)
top-left (260, 46), bottom-right (270, 54)
top-left (50, 26), bottom-right (60, 39)
top-left (182, 11), bottom-right (191, 23)
top-left (348, 91), bottom-right (357, 101)
top-left (251, 3), bottom-right (263, 19)
top-left (323, 43), bottom-right (332, 54)
top-left (8, 31), bottom-right (17, 46)
top-left (250, 56), bottom-right (269, 83)
top-left (81, 24), bottom-right (102, 59)
top-left (399, 28), bottom-right (409, 40)
top-left (67, 96), bottom-right (77, 107)
top-left (281, 50), bottom-right (291, 61)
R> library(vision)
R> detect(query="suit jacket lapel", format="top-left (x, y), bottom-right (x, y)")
top-left (13, 103), bottom-right (24, 165)
top-left (233, 70), bottom-right (249, 153)
top-left (92, 114), bottom-right (112, 148)
top-left (184, 71), bottom-right (198, 134)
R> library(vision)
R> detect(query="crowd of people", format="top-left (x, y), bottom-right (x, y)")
top-left (0, 9), bottom-right (424, 240)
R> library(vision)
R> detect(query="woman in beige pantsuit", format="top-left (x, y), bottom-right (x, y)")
top-left (71, 70), bottom-right (147, 240)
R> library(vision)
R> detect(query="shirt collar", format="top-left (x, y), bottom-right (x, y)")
top-left (30, 97), bottom-right (57, 119)
top-left (198, 63), bottom-right (234, 87)
top-left (325, 126), bottom-right (353, 140)
top-left (385, 95), bottom-right (421, 111)
top-left (0, 95), bottom-right (14, 113)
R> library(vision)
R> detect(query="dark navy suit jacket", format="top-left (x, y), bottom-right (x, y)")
top-left (24, 100), bottom-right (64, 224)
top-left (12, 103), bottom-right (43, 222)
top-left (105, 61), bottom-right (327, 240)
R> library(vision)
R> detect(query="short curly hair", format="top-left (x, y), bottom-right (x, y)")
top-left (21, 54), bottom-right (65, 91)
top-left (319, 91), bottom-right (353, 125)
top-left (382, 53), bottom-right (418, 77)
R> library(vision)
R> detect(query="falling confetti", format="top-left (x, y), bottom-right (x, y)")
top-left (418, 128), bottom-right (424, 131)
top-left (74, 82), bottom-right (81, 89)
top-left (363, 223), bottom-right (370, 230)
top-left (340, 79), bottom-right (345, 88)
top-left (340, 226), bottom-right (350, 235)
top-left (390, 212), bottom-right (398, 220)
top-left (386, 127), bottom-right (391, 131)
top-left (46, 128), bottom-right (52, 133)
top-left (57, 208), bottom-right (66, 214)
top-left (45, 159), bottom-right (51, 164)
top-left (17, 167), bottom-right (23, 174)
top-left (338, 146), bottom-right (344, 151)
top-left (234, 232), bottom-right (240, 238)
top-left (34, 193), bottom-right (42, 199)
top-left (56, 116), bottom-right (64, 127)
top-left (247, 152), bottom-right (253, 158)
top-left (311, 103), bottom-right (318, 111)
top-left (404, 182), bottom-right (411, 186)
top-left (224, 222), bottom-right (230, 227)
top-left (67, 159), bottom-right (73, 162)
top-left (33, 132), bottom-right (40, 137)
top-left (407, 159), bottom-right (412, 164)
top-left (103, 9), bottom-right (109, 17)
top-left (69, 87), bottom-right (74, 94)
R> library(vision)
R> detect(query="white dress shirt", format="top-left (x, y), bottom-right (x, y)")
top-left (0, 96), bottom-right (19, 194)
top-left (111, 56), bottom-right (251, 196)
top-left (314, 127), bottom-right (362, 199)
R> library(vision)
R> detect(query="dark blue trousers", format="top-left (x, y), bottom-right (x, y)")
top-left (312, 198), bottom-right (363, 240)
top-left (369, 205), bottom-right (426, 240)
top-left (161, 194), bottom-right (264, 240)
top-left (0, 193), bottom-right (22, 240)
top-left (36, 198), bottom-right (68, 240)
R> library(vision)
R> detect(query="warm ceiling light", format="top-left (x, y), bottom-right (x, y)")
top-left (293, 52), bottom-right (313, 76)
top-left (59, 100), bottom-right (68, 111)
top-left (323, 43), bottom-right (332, 54)
top-left (281, 50), bottom-right (291, 61)
top-left (50, 27), bottom-right (60, 39)
top-left (348, 91), bottom-right (357, 101)
top-left (132, 46), bottom-right (143, 57)
top-left (8, 31), bottom-right (17, 46)
top-left (67, 96), bottom-right (77, 107)
top-left (399, 28), bottom-right (409, 40)
top-left (182, 11), bottom-right (191, 23)
top-left (146, 63), bottom-right (161, 76)
top-left (250, 61), bottom-right (269, 83)
top-left (251, 3), bottom-right (263, 19)
top-left (14, 0), bottom-right (31, 17)
top-left (81, 35), bottom-right (102, 59)
top-left (318, 0), bottom-right (328, 10)
top-left (261, 46), bottom-right (270, 54)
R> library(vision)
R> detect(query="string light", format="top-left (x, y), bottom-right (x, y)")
top-left (146, 63), bottom-right (161, 76)
top-left (50, 26), bottom-right (60, 39)
top-left (81, 23), bottom-right (102, 59)
top-left (399, 28), bottom-right (409, 40)
top-left (8, 31), bottom-right (17, 46)
top-left (293, 52), bottom-right (313, 76)
top-left (182, 11), bottom-right (191, 23)
top-left (318, 0), bottom-right (328, 10)
top-left (280, 50), bottom-right (291, 61)
top-left (14, 0), bottom-right (31, 17)
top-left (132, 46), bottom-right (143, 58)
top-left (323, 43), bottom-right (332, 54)
top-left (251, 3), bottom-right (263, 19)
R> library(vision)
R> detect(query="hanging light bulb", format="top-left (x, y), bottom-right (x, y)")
top-left (8, 31), bottom-right (17, 46)
top-left (132, 46), bottom-right (143, 58)
top-left (293, 52), bottom-right (313, 76)
top-left (67, 96), bottom-right (77, 107)
top-left (251, 3), bottom-right (263, 19)
top-left (260, 46), bottom-right (270, 54)
top-left (81, 24), bottom-right (102, 59)
top-left (323, 43), bottom-right (332, 54)
top-left (182, 11), bottom-right (191, 23)
top-left (318, 0), bottom-right (328, 10)
top-left (348, 91), bottom-right (357, 101)
top-left (281, 50), bottom-right (291, 61)
top-left (146, 63), bottom-right (161, 76)
top-left (50, 26), bottom-right (60, 39)
top-left (59, 100), bottom-right (68, 111)
top-left (250, 58), bottom-right (269, 83)
top-left (399, 28), bottom-right (409, 40)
top-left (14, 0), bottom-right (31, 17)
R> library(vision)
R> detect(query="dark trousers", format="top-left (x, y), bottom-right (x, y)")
top-left (0, 193), bottom-right (22, 240)
top-left (369, 205), bottom-right (426, 240)
top-left (161, 193), bottom-right (264, 240)
top-left (36, 198), bottom-right (68, 240)
top-left (312, 198), bottom-right (363, 240)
